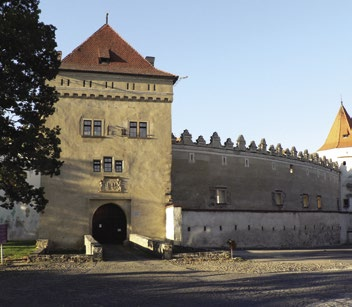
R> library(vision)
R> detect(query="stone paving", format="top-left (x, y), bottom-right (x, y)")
top-left (1, 246), bottom-right (352, 306)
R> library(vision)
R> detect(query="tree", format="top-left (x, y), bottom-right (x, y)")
top-left (0, 0), bottom-right (63, 212)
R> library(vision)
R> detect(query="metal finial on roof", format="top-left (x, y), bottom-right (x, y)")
top-left (106, 13), bottom-right (109, 25)
top-left (341, 94), bottom-right (343, 106)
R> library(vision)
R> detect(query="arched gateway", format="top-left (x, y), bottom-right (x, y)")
top-left (92, 204), bottom-right (127, 244)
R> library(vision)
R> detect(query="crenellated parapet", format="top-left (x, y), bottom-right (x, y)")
top-left (172, 129), bottom-right (339, 170)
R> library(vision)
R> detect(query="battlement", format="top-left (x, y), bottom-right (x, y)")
top-left (172, 130), bottom-right (339, 171)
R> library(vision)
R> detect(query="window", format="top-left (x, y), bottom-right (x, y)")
top-left (99, 57), bottom-right (110, 64)
top-left (93, 158), bottom-right (124, 173)
top-left (93, 160), bottom-right (101, 172)
top-left (272, 190), bottom-right (285, 206)
top-left (82, 119), bottom-right (103, 137)
top-left (103, 157), bottom-right (113, 172)
top-left (129, 121), bottom-right (148, 138)
top-left (216, 188), bottom-right (227, 204)
top-left (301, 193), bottom-right (309, 208)
top-left (115, 160), bottom-right (123, 172)
top-left (93, 120), bottom-right (102, 136)
top-left (210, 187), bottom-right (228, 205)
top-left (83, 120), bottom-right (92, 136)
top-left (317, 195), bottom-right (322, 209)
top-left (189, 153), bottom-right (195, 163)
top-left (129, 122), bottom-right (137, 137)
top-left (343, 198), bottom-right (350, 208)
top-left (139, 122), bottom-right (147, 138)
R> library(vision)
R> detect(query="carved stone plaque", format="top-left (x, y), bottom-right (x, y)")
top-left (99, 177), bottom-right (126, 193)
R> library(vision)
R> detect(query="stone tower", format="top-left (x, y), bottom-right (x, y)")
top-left (38, 24), bottom-right (178, 249)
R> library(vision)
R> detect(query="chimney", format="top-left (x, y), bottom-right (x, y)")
top-left (145, 56), bottom-right (155, 66)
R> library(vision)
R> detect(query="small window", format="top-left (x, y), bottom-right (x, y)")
top-left (83, 120), bottom-right (92, 136)
top-left (115, 160), bottom-right (123, 172)
top-left (93, 160), bottom-right (101, 172)
top-left (189, 153), bottom-right (195, 163)
top-left (99, 57), bottom-right (110, 64)
top-left (222, 156), bottom-right (227, 166)
top-left (272, 190), bottom-right (285, 206)
top-left (93, 120), bottom-right (102, 136)
top-left (343, 198), bottom-right (350, 208)
top-left (317, 195), bottom-right (322, 209)
top-left (301, 193), bottom-right (309, 208)
top-left (129, 122), bottom-right (137, 137)
top-left (139, 122), bottom-right (147, 138)
top-left (216, 188), bottom-right (227, 204)
top-left (210, 187), bottom-right (228, 205)
top-left (103, 157), bottom-right (113, 172)
top-left (245, 158), bottom-right (249, 168)
top-left (272, 162), bottom-right (276, 171)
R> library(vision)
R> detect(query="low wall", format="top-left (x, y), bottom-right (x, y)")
top-left (84, 235), bottom-right (102, 260)
top-left (129, 234), bottom-right (172, 259)
top-left (176, 210), bottom-right (351, 249)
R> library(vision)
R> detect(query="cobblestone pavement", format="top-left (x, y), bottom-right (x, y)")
top-left (1, 246), bottom-right (352, 306)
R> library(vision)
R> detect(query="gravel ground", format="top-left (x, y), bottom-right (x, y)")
top-left (2, 250), bottom-right (352, 275)
top-left (169, 251), bottom-right (352, 274)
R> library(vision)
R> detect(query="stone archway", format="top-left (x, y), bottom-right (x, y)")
top-left (92, 203), bottom-right (127, 244)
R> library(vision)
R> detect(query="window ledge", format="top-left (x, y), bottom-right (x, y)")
top-left (81, 135), bottom-right (107, 139)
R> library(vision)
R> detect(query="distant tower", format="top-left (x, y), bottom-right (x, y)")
top-left (318, 102), bottom-right (352, 211)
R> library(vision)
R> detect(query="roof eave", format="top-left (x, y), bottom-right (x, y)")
top-left (59, 67), bottom-right (179, 84)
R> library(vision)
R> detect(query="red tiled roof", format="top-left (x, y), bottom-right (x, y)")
top-left (60, 24), bottom-right (178, 83)
top-left (319, 104), bottom-right (352, 151)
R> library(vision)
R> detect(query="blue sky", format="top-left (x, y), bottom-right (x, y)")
top-left (39, 0), bottom-right (352, 153)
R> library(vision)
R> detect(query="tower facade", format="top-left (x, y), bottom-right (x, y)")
top-left (38, 24), bottom-right (178, 249)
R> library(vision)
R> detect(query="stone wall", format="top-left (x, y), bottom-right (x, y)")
top-left (172, 130), bottom-right (340, 212)
top-left (169, 130), bottom-right (343, 248)
top-left (0, 171), bottom-right (41, 240)
top-left (173, 209), bottom-right (351, 248)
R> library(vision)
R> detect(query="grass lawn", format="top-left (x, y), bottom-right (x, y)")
top-left (1, 240), bottom-right (36, 260)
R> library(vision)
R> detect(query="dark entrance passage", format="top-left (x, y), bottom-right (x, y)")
top-left (92, 203), bottom-right (127, 244)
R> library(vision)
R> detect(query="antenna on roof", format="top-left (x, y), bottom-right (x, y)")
top-left (341, 94), bottom-right (343, 106)
top-left (106, 13), bottom-right (109, 25)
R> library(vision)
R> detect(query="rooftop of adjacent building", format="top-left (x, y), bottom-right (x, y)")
top-left (59, 22), bottom-right (178, 83)
top-left (319, 102), bottom-right (352, 151)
